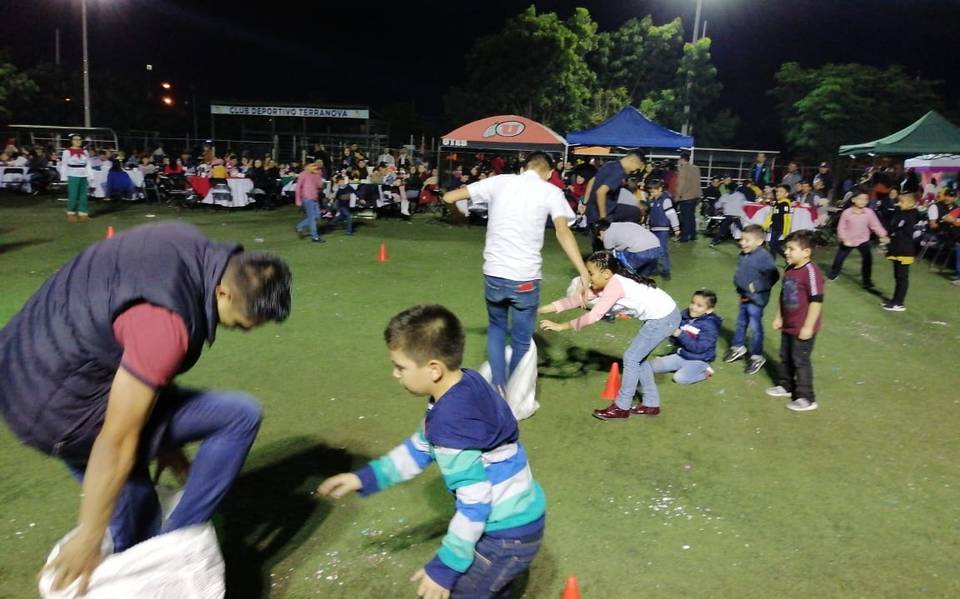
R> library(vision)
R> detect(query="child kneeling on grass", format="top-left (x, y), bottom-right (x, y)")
top-left (651, 289), bottom-right (721, 384)
top-left (539, 250), bottom-right (680, 420)
top-left (318, 305), bottom-right (545, 599)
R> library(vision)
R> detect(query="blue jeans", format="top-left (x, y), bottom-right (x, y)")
top-left (328, 199), bottom-right (353, 234)
top-left (616, 309), bottom-right (681, 409)
top-left (731, 299), bottom-right (766, 357)
top-left (67, 388), bottom-right (263, 552)
top-left (450, 529), bottom-right (544, 598)
top-left (296, 199), bottom-right (321, 240)
top-left (653, 230), bottom-right (672, 276)
top-left (613, 247), bottom-right (663, 277)
top-left (651, 353), bottom-right (711, 384)
top-left (485, 275), bottom-right (540, 389)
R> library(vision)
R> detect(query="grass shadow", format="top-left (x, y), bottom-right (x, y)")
top-left (537, 333), bottom-right (621, 379)
top-left (0, 238), bottom-right (53, 254)
top-left (217, 436), bottom-right (366, 599)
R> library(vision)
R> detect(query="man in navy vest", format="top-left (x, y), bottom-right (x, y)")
top-left (0, 222), bottom-right (292, 594)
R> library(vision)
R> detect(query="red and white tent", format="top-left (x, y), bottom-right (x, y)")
top-left (440, 115), bottom-right (567, 152)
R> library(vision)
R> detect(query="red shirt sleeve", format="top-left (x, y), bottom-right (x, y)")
top-left (112, 303), bottom-right (189, 389)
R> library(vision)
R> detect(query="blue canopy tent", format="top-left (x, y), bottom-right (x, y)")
top-left (566, 106), bottom-right (693, 151)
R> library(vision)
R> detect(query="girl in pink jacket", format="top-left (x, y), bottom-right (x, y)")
top-left (827, 192), bottom-right (890, 288)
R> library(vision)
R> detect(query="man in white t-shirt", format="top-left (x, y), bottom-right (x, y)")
top-left (444, 152), bottom-right (590, 391)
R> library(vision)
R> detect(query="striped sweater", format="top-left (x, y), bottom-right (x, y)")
top-left (354, 369), bottom-right (546, 590)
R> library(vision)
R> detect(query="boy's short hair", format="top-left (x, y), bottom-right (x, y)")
top-left (693, 288), bottom-right (717, 308)
top-left (525, 151), bottom-right (554, 171)
top-left (741, 224), bottom-right (765, 239)
top-left (776, 184), bottom-right (792, 194)
top-left (384, 304), bottom-right (465, 369)
top-left (900, 192), bottom-right (918, 205)
top-left (784, 229), bottom-right (815, 251)
top-left (648, 179), bottom-right (664, 189)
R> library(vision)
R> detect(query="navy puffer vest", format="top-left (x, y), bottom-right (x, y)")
top-left (0, 222), bottom-right (240, 459)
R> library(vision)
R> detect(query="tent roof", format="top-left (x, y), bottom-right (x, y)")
top-left (566, 106), bottom-right (693, 149)
top-left (904, 154), bottom-right (960, 172)
top-left (440, 115), bottom-right (566, 152)
top-left (838, 111), bottom-right (960, 156)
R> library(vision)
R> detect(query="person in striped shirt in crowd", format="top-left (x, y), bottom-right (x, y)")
top-left (318, 304), bottom-right (545, 599)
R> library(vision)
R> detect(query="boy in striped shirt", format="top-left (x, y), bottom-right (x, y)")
top-left (319, 304), bottom-right (545, 599)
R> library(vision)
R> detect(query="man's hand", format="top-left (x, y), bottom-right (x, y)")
top-left (539, 319), bottom-right (569, 332)
top-left (772, 315), bottom-right (783, 331)
top-left (578, 273), bottom-right (592, 308)
top-left (798, 325), bottom-right (814, 341)
top-left (411, 569), bottom-right (450, 599)
top-left (42, 531), bottom-right (103, 596)
top-left (317, 473), bottom-right (362, 498)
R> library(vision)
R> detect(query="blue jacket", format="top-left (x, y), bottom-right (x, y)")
top-left (649, 192), bottom-right (679, 232)
top-left (673, 310), bottom-right (722, 362)
top-left (734, 248), bottom-right (779, 306)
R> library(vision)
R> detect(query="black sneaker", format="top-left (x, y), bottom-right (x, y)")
top-left (744, 355), bottom-right (766, 375)
top-left (826, 273), bottom-right (839, 281)
top-left (881, 302), bottom-right (905, 312)
top-left (311, 237), bottom-right (326, 243)
top-left (723, 346), bottom-right (747, 363)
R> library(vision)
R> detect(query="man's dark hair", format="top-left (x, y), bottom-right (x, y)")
top-left (694, 288), bottom-right (718, 308)
top-left (679, 151), bottom-right (691, 162)
top-left (384, 304), bottom-right (465, 369)
top-left (525, 151), bottom-right (554, 171)
top-left (784, 229), bottom-right (815, 251)
top-left (226, 252), bottom-right (292, 322)
top-left (594, 218), bottom-right (612, 232)
top-left (741, 224), bottom-right (766, 240)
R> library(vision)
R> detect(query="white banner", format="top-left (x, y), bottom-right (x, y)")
top-left (210, 105), bottom-right (369, 119)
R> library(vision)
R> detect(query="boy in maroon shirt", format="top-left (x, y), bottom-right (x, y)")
top-left (765, 230), bottom-right (824, 412)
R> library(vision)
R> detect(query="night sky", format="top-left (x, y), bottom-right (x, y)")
top-left (2, 0), bottom-right (958, 147)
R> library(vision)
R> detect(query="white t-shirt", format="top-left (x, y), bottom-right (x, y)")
top-left (467, 170), bottom-right (575, 281)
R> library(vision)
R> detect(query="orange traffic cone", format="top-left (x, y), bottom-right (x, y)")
top-left (378, 242), bottom-right (389, 263)
top-left (561, 576), bottom-right (581, 599)
top-left (600, 362), bottom-right (621, 400)
top-left (106, 226), bottom-right (115, 239)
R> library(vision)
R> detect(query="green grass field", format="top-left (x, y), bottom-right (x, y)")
top-left (1, 195), bottom-right (958, 598)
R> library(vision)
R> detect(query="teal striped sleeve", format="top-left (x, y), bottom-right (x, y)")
top-left (425, 446), bottom-right (493, 588)
top-left (355, 428), bottom-right (434, 496)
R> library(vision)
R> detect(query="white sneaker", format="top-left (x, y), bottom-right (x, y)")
top-left (705, 366), bottom-right (715, 379)
top-left (765, 385), bottom-right (792, 397)
top-left (786, 398), bottom-right (818, 412)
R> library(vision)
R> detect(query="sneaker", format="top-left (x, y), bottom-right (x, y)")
top-left (705, 366), bottom-right (714, 379)
top-left (744, 355), bottom-right (766, 375)
top-left (826, 273), bottom-right (838, 281)
top-left (628, 404), bottom-right (660, 416)
top-left (881, 302), bottom-right (905, 312)
top-left (592, 404), bottom-right (631, 421)
top-left (765, 385), bottom-right (792, 397)
top-left (661, 273), bottom-right (672, 281)
top-left (295, 227), bottom-right (308, 239)
top-left (723, 346), bottom-right (747, 363)
top-left (950, 279), bottom-right (960, 287)
top-left (311, 237), bottom-right (326, 243)
top-left (786, 398), bottom-right (818, 412)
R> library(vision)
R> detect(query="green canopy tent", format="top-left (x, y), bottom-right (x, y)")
top-left (839, 110), bottom-right (960, 157)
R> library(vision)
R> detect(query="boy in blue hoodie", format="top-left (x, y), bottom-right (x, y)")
top-left (319, 304), bottom-right (545, 599)
top-left (650, 289), bottom-right (721, 385)
top-left (647, 179), bottom-right (681, 280)
top-left (724, 224), bottom-right (780, 374)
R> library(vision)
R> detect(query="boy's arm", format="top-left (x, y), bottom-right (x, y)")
top-left (353, 429), bottom-right (435, 496)
top-left (664, 199), bottom-right (681, 235)
top-left (423, 446), bottom-right (493, 591)
top-left (677, 320), bottom-right (720, 354)
top-left (799, 302), bottom-right (822, 341)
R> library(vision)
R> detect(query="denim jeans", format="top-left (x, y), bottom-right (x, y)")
top-left (328, 199), bottom-right (353, 234)
top-left (651, 353), bottom-right (712, 384)
top-left (731, 299), bottom-right (766, 357)
top-left (450, 529), bottom-right (544, 598)
top-left (616, 309), bottom-right (681, 409)
top-left (613, 247), bottom-right (663, 277)
top-left (67, 388), bottom-right (263, 552)
top-left (296, 199), bottom-right (321, 240)
top-left (485, 275), bottom-right (540, 389)
top-left (653, 230), bottom-right (672, 276)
